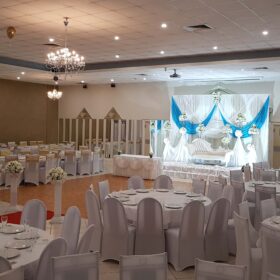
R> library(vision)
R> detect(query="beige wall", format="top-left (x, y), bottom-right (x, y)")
top-left (0, 79), bottom-right (58, 144)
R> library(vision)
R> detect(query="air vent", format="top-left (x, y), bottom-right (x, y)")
top-left (252, 67), bottom-right (269, 70)
top-left (183, 24), bottom-right (212, 32)
top-left (135, 74), bottom-right (148, 76)
top-left (43, 43), bottom-right (61, 47)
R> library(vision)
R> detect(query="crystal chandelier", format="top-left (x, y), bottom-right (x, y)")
top-left (47, 88), bottom-right (63, 100)
top-left (46, 17), bottom-right (85, 78)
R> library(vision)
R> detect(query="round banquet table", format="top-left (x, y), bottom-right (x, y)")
top-left (0, 224), bottom-right (52, 279)
top-left (262, 216), bottom-right (280, 232)
top-left (245, 181), bottom-right (280, 195)
top-left (109, 189), bottom-right (211, 229)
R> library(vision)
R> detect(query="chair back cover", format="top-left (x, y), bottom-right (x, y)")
top-left (98, 180), bottom-right (110, 206)
top-left (36, 238), bottom-right (67, 280)
top-left (231, 181), bottom-right (245, 214)
top-left (135, 198), bottom-right (165, 255)
top-left (192, 179), bottom-right (206, 195)
top-left (64, 151), bottom-right (77, 175)
top-left (253, 162), bottom-right (263, 181)
top-left (77, 225), bottom-right (99, 253)
top-left (120, 253), bottom-right (167, 280)
top-left (218, 176), bottom-right (227, 187)
top-left (260, 198), bottom-right (277, 221)
top-left (4, 155), bottom-right (17, 163)
top-left (0, 267), bottom-right (24, 280)
top-left (204, 198), bottom-right (230, 261)
top-left (153, 175), bottom-right (173, 190)
top-left (128, 175), bottom-right (144, 190)
top-left (222, 185), bottom-right (234, 217)
top-left (244, 166), bottom-right (252, 182)
top-left (20, 199), bottom-right (47, 230)
top-left (61, 206), bottom-right (81, 254)
top-left (25, 155), bottom-right (40, 185)
top-left (207, 181), bottom-right (223, 202)
top-left (0, 257), bottom-right (11, 273)
top-left (85, 190), bottom-right (102, 227)
top-left (230, 170), bottom-right (244, 183)
top-left (260, 170), bottom-right (277, 182)
top-left (195, 259), bottom-right (247, 280)
top-left (79, 150), bottom-right (92, 175)
top-left (52, 252), bottom-right (99, 280)
top-left (262, 224), bottom-right (280, 278)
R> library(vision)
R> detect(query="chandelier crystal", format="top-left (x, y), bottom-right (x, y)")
top-left (46, 17), bottom-right (85, 78)
top-left (47, 88), bottom-right (63, 100)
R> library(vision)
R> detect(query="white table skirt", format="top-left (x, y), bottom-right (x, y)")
top-left (0, 224), bottom-right (52, 279)
top-left (113, 154), bottom-right (162, 180)
top-left (111, 190), bottom-right (211, 228)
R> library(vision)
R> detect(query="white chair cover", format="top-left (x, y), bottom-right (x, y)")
top-left (98, 180), bottom-right (110, 206)
top-left (128, 176), bottom-right (144, 190)
top-left (64, 151), bottom-right (77, 176)
top-left (234, 212), bottom-right (262, 280)
top-left (219, 176), bottom-right (228, 187)
top-left (166, 201), bottom-right (205, 271)
top-left (0, 257), bottom-right (11, 273)
top-left (92, 152), bottom-right (100, 174)
top-left (52, 252), bottom-right (99, 280)
top-left (267, 273), bottom-right (280, 280)
top-left (207, 181), bottom-right (223, 202)
top-left (260, 198), bottom-right (277, 221)
top-left (77, 225), bottom-right (99, 254)
top-left (61, 206), bottom-right (81, 255)
top-left (78, 150), bottom-right (92, 175)
top-left (260, 170), bottom-right (277, 182)
top-left (262, 224), bottom-right (280, 279)
top-left (101, 198), bottom-right (135, 261)
top-left (135, 198), bottom-right (165, 255)
top-left (39, 154), bottom-right (58, 184)
top-left (192, 179), bottom-right (206, 195)
top-left (35, 238), bottom-right (67, 280)
top-left (230, 170), bottom-right (244, 183)
top-left (231, 181), bottom-right (245, 214)
top-left (222, 185), bottom-right (234, 217)
top-left (253, 162), bottom-right (263, 181)
top-left (195, 259), bottom-right (247, 280)
top-left (20, 199), bottom-right (47, 230)
top-left (0, 267), bottom-right (24, 280)
top-left (204, 198), bottom-right (230, 262)
top-left (24, 155), bottom-right (39, 185)
top-left (120, 253), bottom-right (167, 280)
top-left (244, 166), bottom-right (252, 182)
top-left (153, 175), bottom-right (173, 190)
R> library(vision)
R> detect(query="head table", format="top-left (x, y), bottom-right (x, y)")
top-left (108, 189), bottom-right (211, 228)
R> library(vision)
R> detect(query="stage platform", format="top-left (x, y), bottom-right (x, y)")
top-left (162, 161), bottom-right (239, 182)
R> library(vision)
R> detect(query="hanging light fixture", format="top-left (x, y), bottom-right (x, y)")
top-left (45, 17), bottom-right (85, 78)
top-left (47, 86), bottom-right (63, 100)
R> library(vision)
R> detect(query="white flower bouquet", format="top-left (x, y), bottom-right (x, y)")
top-left (5, 161), bottom-right (23, 174)
top-left (223, 124), bottom-right (232, 134)
top-left (196, 123), bottom-right (206, 133)
top-left (163, 121), bottom-right (171, 130)
top-left (48, 167), bottom-right (67, 181)
top-left (221, 137), bottom-right (231, 145)
top-left (179, 113), bottom-right (188, 122)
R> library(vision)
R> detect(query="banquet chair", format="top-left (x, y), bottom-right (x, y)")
top-left (260, 170), bottom-right (277, 182)
top-left (192, 179), bottom-right (206, 195)
top-left (255, 185), bottom-right (276, 230)
top-left (64, 150), bottom-right (77, 176)
top-left (52, 252), bottom-right (99, 280)
top-left (194, 259), bottom-right (247, 280)
top-left (120, 253), bottom-right (167, 280)
top-left (24, 155), bottom-right (40, 185)
top-left (61, 206), bottom-right (81, 255)
top-left (78, 150), bottom-right (92, 175)
top-left (77, 225), bottom-right (99, 253)
top-left (267, 273), bottom-right (280, 280)
top-left (204, 198), bottom-right (230, 262)
top-left (231, 180), bottom-right (245, 214)
top-left (20, 199), bottom-right (47, 230)
top-left (244, 165), bottom-right (252, 182)
top-left (92, 152), bottom-right (100, 174)
top-left (39, 154), bottom-right (58, 184)
top-left (262, 225), bottom-right (280, 279)
top-left (128, 175), bottom-right (144, 190)
top-left (98, 180), bottom-right (110, 207)
top-left (219, 176), bottom-right (228, 188)
top-left (85, 190), bottom-right (102, 251)
top-left (135, 198), bottom-right (165, 255)
top-left (79, 145), bottom-right (89, 151)
top-left (0, 257), bottom-right (11, 273)
top-left (19, 141), bottom-right (27, 146)
top-left (234, 212), bottom-right (262, 280)
top-left (239, 201), bottom-right (259, 248)
top-left (166, 201), bottom-right (205, 271)
top-left (35, 238), bottom-right (67, 280)
top-left (101, 198), bottom-right (135, 261)
top-left (253, 163), bottom-right (263, 181)
top-left (153, 175), bottom-right (173, 190)
top-left (230, 170), bottom-right (244, 183)
top-left (0, 267), bottom-right (24, 280)
top-left (260, 198), bottom-right (277, 221)
top-left (207, 181), bottom-right (223, 202)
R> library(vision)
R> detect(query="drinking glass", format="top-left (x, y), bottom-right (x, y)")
top-left (1, 216), bottom-right (8, 229)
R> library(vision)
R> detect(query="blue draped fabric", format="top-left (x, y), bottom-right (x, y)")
top-left (220, 96), bottom-right (270, 138)
top-left (171, 97), bottom-right (217, 134)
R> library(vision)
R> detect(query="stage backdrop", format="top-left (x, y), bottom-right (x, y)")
top-left (151, 94), bottom-right (269, 167)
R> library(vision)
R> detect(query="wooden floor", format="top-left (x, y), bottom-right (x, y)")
top-left (0, 174), bottom-right (155, 217)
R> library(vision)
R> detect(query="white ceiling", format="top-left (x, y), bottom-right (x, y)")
top-left (1, 0), bottom-right (280, 84)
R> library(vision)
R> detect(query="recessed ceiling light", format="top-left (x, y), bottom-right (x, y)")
top-left (161, 23), bottom-right (167, 29)
top-left (241, 68), bottom-right (245, 71)
top-left (114, 36), bottom-right (120, 40)
top-left (160, 50), bottom-right (165, 55)
top-left (81, 80), bottom-right (85, 84)
top-left (110, 79), bottom-right (114, 82)
top-left (143, 77), bottom-right (147, 81)
top-left (49, 38), bottom-right (55, 42)
top-left (115, 54), bottom-right (120, 59)
top-left (213, 46), bottom-right (218, 50)
top-left (262, 30), bottom-right (269, 36)
top-left (21, 72), bottom-right (25, 75)
top-left (17, 76), bottom-right (20, 80)
top-left (55, 81), bottom-right (58, 85)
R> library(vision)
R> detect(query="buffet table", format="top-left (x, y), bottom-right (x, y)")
top-left (113, 154), bottom-right (162, 180)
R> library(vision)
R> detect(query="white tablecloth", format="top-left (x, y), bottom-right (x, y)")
top-left (245, 181), bottom-right (280, 194)
top-left (262, 216), bottom-right (280, 232)
top-left (0, 224), bottom-right (52, 279)
top-left (110, 190), bottom-right (211, 228)
top-left (113, 154), bottom-right (162, 180)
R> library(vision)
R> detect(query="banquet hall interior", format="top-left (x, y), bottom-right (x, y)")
top-left (1, 0), bottom-right (280, 280)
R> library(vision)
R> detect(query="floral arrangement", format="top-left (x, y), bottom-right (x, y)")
top-left (150, 121), bottom-right (155, 129)
top-left (249, 124), bottom-right (259, 135)
top-left (5, 161), bottom-right (23, 174)
top-left (235, 113), bottom-right (246, 125)
top-left (149, 151), bottom-right (153, 158)
top-left (235, 130), bottom-right (243, 138)
top-left (48, 167), bottom-right (67, 181)
top-left (196, 123), bottom-right (206, 133)
top-left (221, 137), bottom-right (231, 145)
top-left (179, 113), bottom-right (188, 122)
top-left (163, 120), bottom-right (171, 130)
top-left (212, 91), bottom-right (221, 104)
top-left (223, 124), bottom-right (232, 134)
top-left (179, 127), bottom-right (187, 134)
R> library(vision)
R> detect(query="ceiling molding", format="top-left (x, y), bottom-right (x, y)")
top-left (0, 56), bottom-right (45, 70)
